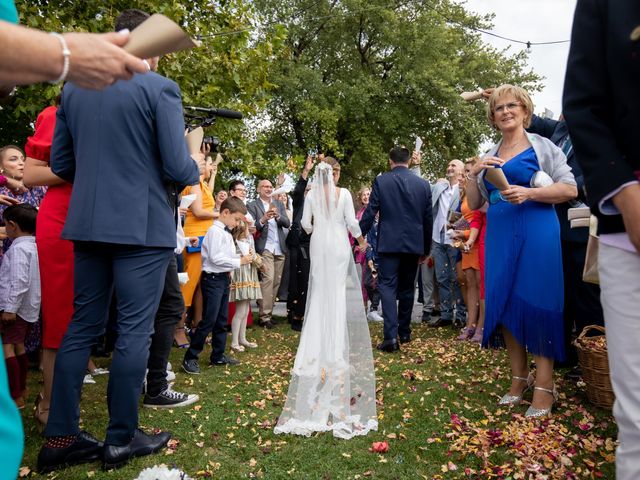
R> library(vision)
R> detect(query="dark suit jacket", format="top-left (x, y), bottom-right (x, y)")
top-left (51, 72), bottom-right (199, 248)
top-left (527, 114), bottom-right (588, 243)
top-left (247, 197), bottom-right (290, 254)
top-left (360, 166), bottom-right (432, 256)
top-left (563, 0), bottom-right (640, 235)
top-left (286, 175), bottom-right (311, 248)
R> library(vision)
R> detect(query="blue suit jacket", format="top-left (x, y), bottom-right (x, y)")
top-left (360, 166), bottom-right (432, 255)
top-left (51, 73), bottom-right (200, 248)
top-left (528, 114), bottom-right (588, 243)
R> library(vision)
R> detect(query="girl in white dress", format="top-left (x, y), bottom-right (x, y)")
top-left (274, 159), bottom-right (378, 439)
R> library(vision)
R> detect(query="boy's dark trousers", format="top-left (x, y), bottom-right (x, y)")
top-left (184, 272), bottom-right (230, 363)
top-left (147, 256), bottom-right (184, 395)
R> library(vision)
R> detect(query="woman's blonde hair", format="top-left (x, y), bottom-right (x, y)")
top-left (486, 84), bottom-right (534, 129)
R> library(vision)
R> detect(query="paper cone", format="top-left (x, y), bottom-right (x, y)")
top-left (124, 14), bottom-right (201, 59)
top-left (185, 127), bottom-right (204, 155)
top-left (484, 168), bottom-right (510, 191)
top-left (460, 90), bottom-right (484, 101)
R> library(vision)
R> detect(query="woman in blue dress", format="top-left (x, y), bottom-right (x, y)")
top-left (466, 85), bottom-right (577, 417)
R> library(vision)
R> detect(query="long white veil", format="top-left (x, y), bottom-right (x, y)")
top-left (274, 162), bottom-right (378, 439)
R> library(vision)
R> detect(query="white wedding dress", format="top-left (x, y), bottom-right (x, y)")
top-left (274, 162), bottom-right (378, 439)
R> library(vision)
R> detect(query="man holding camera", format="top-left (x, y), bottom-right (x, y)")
top-left (247, 180), bottom-right (290, 328)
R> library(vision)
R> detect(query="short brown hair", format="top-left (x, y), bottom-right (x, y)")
top-left (487, 84), bottom-right (534, 129)
top-left (0, 145), bottom-right (24, 165)
top-left (220, 196), bottom-right (247, 215)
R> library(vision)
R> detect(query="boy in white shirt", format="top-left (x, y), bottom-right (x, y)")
top-left (182, 197), bottom-right (253, 374)
top-left (0, 204), bottom-right (40, 409)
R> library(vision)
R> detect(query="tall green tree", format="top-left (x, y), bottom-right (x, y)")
top-left (1, 0), bottom-right (285, 184)
top-left (254, 0), bottom-right (541, 186)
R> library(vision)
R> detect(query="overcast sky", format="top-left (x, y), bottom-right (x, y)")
top-left (463, 0), bottom-right (578, 118)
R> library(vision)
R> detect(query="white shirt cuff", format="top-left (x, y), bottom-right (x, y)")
top-left (599, 181), bottom-right (640, 215)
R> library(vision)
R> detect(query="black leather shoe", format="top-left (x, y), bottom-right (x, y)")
top-left (427, 317), bottom-right (451, 328)
top-left (563, 366), bottom-right (583, 382)
top-left (259, 321), bottom-right (275, 329)
top-left (376, 340), bottom-right (400, 352)
top-left (399, 335), bottom-right (412, 344)
top-left (291, 321), bottom-right (303, 332)
top-left (37, 431), bottom-right (104, 474)
top-left (421, 311), bottom-right (432, 324)
top-left (103, 429), bottom-right (171, 470)
top-left (210, 355), bottom-right (240, 366)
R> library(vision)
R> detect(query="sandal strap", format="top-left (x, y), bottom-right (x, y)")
top-left (512, 375), bottom-right (530, 382)
top-left (534, 386), bottom-right (555, 395)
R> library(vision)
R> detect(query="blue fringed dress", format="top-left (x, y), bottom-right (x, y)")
top-left (482, 147), bottom-right (565, 361)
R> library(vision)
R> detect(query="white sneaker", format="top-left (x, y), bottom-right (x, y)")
top-left (90, 367), bottom-right (109, 376)
top-left (83, 374), bottom-right (96, 384)
top-left (166, 362), bottom-right (173, 372)
top-left (166, 370), bottom-right (176, 382)
top-left (367, 311), bottom-right (384, 322)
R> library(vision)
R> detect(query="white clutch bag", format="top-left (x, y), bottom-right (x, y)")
top-left (530, 171), bottom-right (554, 188)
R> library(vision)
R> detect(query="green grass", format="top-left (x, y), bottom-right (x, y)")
top-left (20, 318), bottom-right (617, 479)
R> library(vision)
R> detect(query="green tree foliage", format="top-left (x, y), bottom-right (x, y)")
top-left (253, 0), bottom-right (541, 186)
top-left (2, 0), bottom-right (285, 185)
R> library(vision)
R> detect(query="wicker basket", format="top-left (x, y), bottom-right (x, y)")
top-left (574, 325), bottom-right (615, 409)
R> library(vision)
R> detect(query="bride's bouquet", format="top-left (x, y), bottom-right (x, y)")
top-left (134, 465), bottom-right (192, 480)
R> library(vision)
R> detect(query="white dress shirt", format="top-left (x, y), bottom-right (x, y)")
top-left (0, 236), bottom-right (40, 323)
top-left (432, 183), bottom-right (458, 246)
top-left (260, 199), bottom-right (283, 255)
top-left (201, 221), bottom-right (241, 273)
top-left (598, 180), bottom-right (640, 254)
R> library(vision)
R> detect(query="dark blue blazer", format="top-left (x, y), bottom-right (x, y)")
top-left (360, 166), bottom-right (432, 256)
top-left (51, 72), bottom-right (199, 248)
top-left (528, 114), bottom-right (588, 243)
top-left (563, 0), bottom-right (640, 235)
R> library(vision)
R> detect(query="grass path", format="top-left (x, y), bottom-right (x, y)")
top-left (20, 319), bottom-right (616, 479)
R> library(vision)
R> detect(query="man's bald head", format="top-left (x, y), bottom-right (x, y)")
top-left (446, 159), bottom-right (465, 183)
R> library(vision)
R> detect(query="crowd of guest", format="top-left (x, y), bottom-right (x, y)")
top-left (1, 0), bottom-right (638, 479)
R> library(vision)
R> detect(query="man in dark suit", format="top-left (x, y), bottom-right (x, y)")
top-left (360, 147), bottom-right (432, 352)
top-left (247, 179), bottom-right (290, 328)
top-left (37, 9), bottom-right (200, 473)
top-left (564, 1), bottom-right (640, 478)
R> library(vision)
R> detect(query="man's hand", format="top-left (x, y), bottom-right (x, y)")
top-left (613, 183), bottom-right (640, 254)
top-left (302, 155), bottom-right (315, 180)
top-left (63, 31), bottom-right (150, 90)
top-left (1, 312), bottom-right (16, 323)
top-left (481, 88), bottom-right (495, 100)
top-left (0, 195), bottom-right (18, 206)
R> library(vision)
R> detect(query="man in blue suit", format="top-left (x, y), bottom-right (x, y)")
top-left (360, 147), bottom-right (432, 352)
top-left (37, 9), bottom-right (200, 473)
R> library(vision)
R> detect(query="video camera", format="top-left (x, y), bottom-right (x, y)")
top-left (184, 106), bottom-right (243, 152)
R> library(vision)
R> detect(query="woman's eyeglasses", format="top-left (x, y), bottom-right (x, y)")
top-left (494, 102), bottom-right (522, 114)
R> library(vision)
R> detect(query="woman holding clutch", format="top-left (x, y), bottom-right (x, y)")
top-left (175, 154), bottom-right (216, 346)
top-left (466, 85), bottom-right (577, 417)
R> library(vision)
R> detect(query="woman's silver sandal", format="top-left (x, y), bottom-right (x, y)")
top-left (525, 385), bottom-right (558, 418)
top-left (498, 373), bottom-right (534, 406)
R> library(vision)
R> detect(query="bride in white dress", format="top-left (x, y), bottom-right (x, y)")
top-left (274, 159), bottom-right (378, 439)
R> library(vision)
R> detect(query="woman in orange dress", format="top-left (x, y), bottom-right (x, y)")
top-left (175, 156), bottom-right (217, 346)
top-left (453, 158), bottom-right (485, 340)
